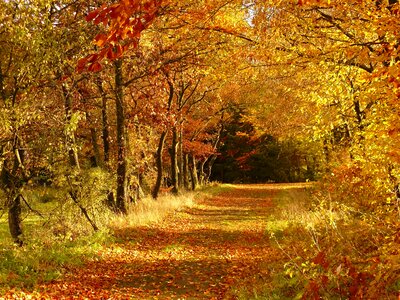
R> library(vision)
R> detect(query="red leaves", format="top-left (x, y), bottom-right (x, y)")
top-left (85, 9), bottom-right (99, 22)
top-left (94, 33), bottom-right (108, 47)
top-left (77, 54), bottom-right (103, 73)
top-left (184, 139), bottom-right (216, 158)
top-left (88, 62), bottom-right (102, 72)
top-left (77, 0), bottom-right (162, 72)
top-left (76, 57), bottom-right (88, 71)
top-left (313, 251), bottom-right (330, 270)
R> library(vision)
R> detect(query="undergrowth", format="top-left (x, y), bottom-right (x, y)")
top-left (255, 183), bottom-right (400, 300)
top-left (0, 183), bottom-right (214, 294)
top-left (109, 190), bottom-right (197, 233)
top-left (0, 231), bottom-right (108, 292)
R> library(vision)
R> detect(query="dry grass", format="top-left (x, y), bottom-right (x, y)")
top-left (108, 192), bottom-right (196, 229)
top-left (273, 188), bottom-right (350, 231)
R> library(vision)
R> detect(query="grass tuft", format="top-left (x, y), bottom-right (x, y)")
top-left (109, 192), bottom-right (195, 229)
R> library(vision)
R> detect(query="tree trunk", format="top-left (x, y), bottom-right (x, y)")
top-left (152, 130), bottom-right (167, 199)
top-left (114, 59), bottom-right (127, 214)
top-left (85, 110), bottom-right (101, 167)
top-left (204, 117), bottom-right (224, 183)
top-left (1, 83), bottom-right (26, 246)
top-left (8, 194), bottom-right (23, 246)
top-left (62, 84), bottom-right (80, 169)
top-left (199, 159), bottom-right (207, 186)
top-left (189, 154), bottom-right (199, 190)
top-left (1, 138), bottom-right (25, 246)
top-left (178, 125), bottom-right (183, 188)
top-left (10, 136), bottom-right (25, 245)
top-left (96, 77), bottom-right (111, 164)
top-left (90, 127), bottom-right (101, 167)
top-left (171, 127), bottom-right (179, 194)
top-left (353, 100), bottom-right (366, 132)
top-left (137, 173), bottom-right (146, 199)
top-left (183, 153), bottom-right (190, 189)
top-left (204, 155), bottom-right (218, 183)
top-left (95, 77), bottom-right (114, 208)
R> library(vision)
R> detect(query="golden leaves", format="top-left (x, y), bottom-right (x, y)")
top-left (297, 0), bottom-right (331, 6)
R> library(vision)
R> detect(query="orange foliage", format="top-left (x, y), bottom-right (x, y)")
top-left (77, 0), bottom-right (162, 72)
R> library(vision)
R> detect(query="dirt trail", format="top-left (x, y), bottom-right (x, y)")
top-left (4, 183), bottom-right (309, 299)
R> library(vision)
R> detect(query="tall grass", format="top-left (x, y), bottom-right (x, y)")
top-left (109, 191), bottom-right (196, 229)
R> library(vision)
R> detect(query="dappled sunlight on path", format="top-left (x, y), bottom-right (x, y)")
top-left (3, 183), bottom-right (309, 299)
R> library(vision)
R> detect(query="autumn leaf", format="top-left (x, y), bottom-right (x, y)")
top-left (86, 9), bottom-right (99, 22)
top-left (313, 251), bottom-right (330, 270)
top-left (94, 34), bottom-right (108, 47)
top-left (88, 62), bottom-right (102, 72)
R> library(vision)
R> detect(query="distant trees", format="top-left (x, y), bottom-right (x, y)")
top-left (211, 105), bottom-right (319, 183)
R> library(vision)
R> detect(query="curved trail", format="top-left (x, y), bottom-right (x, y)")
top-left (5, 184), bottom-right (309, 299)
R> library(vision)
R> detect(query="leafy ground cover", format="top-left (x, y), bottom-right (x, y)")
top-left (2, 183), bottom-right (311, 299)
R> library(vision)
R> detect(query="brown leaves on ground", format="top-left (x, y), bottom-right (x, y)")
top-left (3, 184), bottom-right (299, 299)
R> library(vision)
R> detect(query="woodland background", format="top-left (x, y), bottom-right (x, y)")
top-left (0, 0), bottom-right (399, 298)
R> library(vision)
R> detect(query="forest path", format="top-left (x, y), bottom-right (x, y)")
top-left (5, 183), bottom-right (310, 299)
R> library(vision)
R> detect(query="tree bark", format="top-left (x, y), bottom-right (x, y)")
top-left (204, 116), bottom-right (224, 183)
top-left (189, 154), bottom-right (199, 190)
top-left (353, 100), bottom-right (365, 130)
top-left (10, 135), bottom-right (25, 246)
top-left (62, 84), bottom-right (80, 169)
top-left (1, 81), bottom-right (25, 246)
top-left (95, 77), bottom-right (114, 208)
top-left (183, 153), bottom-right (190, 189)
top-left (171, 127), bottom-right (179, 194)
top-left (153, 78), bottom-right (174, 198)
top-left (8, 194), bottom-right (23, 246)
top-left (178, 125), bottom-right (183, 188)
top-left (85, 110), bottom-right (101, 167)
top-left (204, 155), bottom-right (218, 183)
top-left (90, 127), bottom-right (101, 167)
top-left (152, 130), bottom-right (167, 199)
top-left (1, 138), bottom-right (25, 246)
top-left (95, 77), bottom-right (111, 164)
top-left (199, 159), bottom-right (207, 186)
top-left (114, 59), bottom-right (128, 214)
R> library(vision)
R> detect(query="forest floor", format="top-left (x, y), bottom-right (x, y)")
top-left (3, 183), bottom-right (312, 299)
